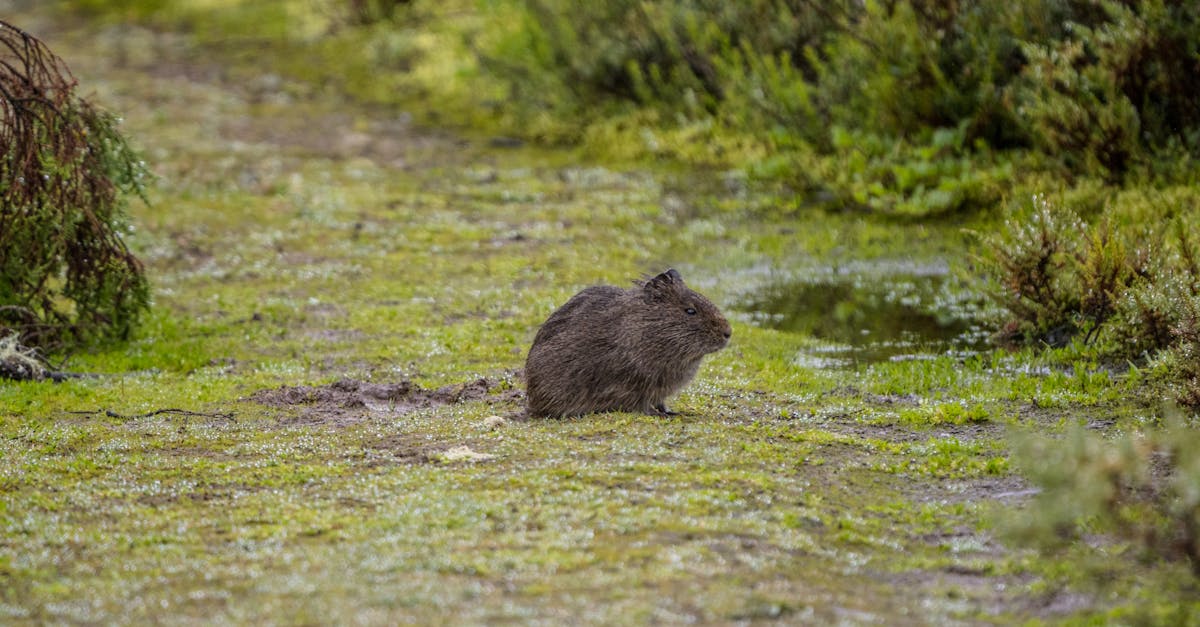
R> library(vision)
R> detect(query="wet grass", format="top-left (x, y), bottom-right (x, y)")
top-left (2, 6), bottom-right (1198, 625)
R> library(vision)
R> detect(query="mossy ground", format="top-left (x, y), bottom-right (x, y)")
top-left (2, 7), bottom-right (1198, 625)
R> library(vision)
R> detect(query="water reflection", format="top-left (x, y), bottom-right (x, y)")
top-left (741, 272), bottom-right (989, 366)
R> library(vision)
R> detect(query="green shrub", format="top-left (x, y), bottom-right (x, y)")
top-left (1011, 414), bottom-right (1200, 576)
top-left (1160, 300), bottom-right (1200, 411)
top-left (985, 198), bottom-right (1088, 347)
top-left (64, 1), bottom-right (1200, 215)
top-left (0, 20), bottom-right (150, 351)
top-left (65, 1), bottom-right (1200, 199)
top-left (476, 0), bottom-right (1200, 206)
top-left (984, 191), bottom-right (1200, 350)
top-left (983, 189), bottom-right (1200, 408)
top-left (476, 0), bottom-right (850, 143)
top-left (1113, 222), bottom-right (1200, 359)
top-left (813, 123), bottom-right (1014, 217)
top-left (809, 2), bottom-right (1017, 144)
top-left (1012, 1), bottom-right (1200, 183)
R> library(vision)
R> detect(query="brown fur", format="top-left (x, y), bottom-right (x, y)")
top-left (525, 269), bottom-right (731, 417)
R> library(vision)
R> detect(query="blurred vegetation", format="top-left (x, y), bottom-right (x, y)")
top-left (52, 1), bottom-right (1200, 189)
top-left (0, 19), bottom-right (150, 355)
top-left (473, 0), bottom-right (1199, 214)
top-left (1011, 411), bottom-right (1200, 577)
top-left (49, 1), bottom-right (1200, 196)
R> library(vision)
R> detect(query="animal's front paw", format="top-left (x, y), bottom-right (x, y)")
top-left (652, 403), bottom-right (678, 417)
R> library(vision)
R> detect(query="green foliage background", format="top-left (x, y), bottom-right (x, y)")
top-left (63, 0), bottom-right (1200, 206)
top-left (476, 0), bottom-right (1200, 213)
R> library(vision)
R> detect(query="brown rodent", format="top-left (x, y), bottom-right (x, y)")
top-left (525, 268), bottom-right (731, 417)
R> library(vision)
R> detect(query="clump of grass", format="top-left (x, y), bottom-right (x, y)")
top-left (895, 401), bottom-right (990, 427)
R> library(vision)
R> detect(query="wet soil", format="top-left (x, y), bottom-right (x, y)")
top-left (248, 377), bottom-right (524, 427)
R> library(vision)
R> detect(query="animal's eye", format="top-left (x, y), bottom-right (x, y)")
top-left (685, 307), bottom-right (697, 315)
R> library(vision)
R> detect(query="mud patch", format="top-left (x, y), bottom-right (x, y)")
top-left (362, 433), bottom-right (450, 466)
top-left (359, 431), bottom-right (499, 467)
top-left (248, 377), bottom-right (522, 427)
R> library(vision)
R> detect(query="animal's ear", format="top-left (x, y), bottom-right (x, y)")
top-left (645, 268), bottom-right (684, 292)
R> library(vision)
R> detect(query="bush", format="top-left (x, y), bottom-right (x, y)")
top-left (983, 189), bottom-right (1200, 407)
top-left (1011, 413), bottom-right (1200, 576)
top-left (1160, 300), bottom-right (1200, 411)
top-left (0, 20), bottom-right (150, 351)
top-left (475, 0), bottom-right (1200, 211)
top-left (985, 190), bottom-right (1200, 348)
top-left (1012, 1), bottom-right (1200, 183)
top-left (984, 198), bottom-right (1088, 347)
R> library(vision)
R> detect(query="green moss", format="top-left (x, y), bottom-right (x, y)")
top-left (893, 402), bottom-right (991, 427)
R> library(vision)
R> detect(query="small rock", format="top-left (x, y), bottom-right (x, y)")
top-left (482, 415), bottom-right (507, 430)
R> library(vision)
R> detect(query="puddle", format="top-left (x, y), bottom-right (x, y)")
top-left (741, 270), bottom-right (989, 367)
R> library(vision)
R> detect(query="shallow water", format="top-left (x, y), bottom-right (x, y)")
top-left (740, 267), bottom-right (990, 366)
